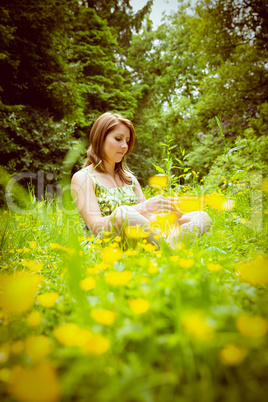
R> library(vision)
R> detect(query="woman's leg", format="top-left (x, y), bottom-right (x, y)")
top-left (105, 205), bottom-right (159, 246)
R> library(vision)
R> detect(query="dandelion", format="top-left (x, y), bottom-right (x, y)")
top-left (207, 263), bottom-right (222, 272)
top-left (80, 276), bottom-right (96, 291)
top-left (114, 236), bottom-right (121, 242)
top-left (105, 271), bottom-right (132, 286)
top-left (90, 309), bottom-right (115, 325)
top-left (169, 256), bottom-right (179, 262)
top-left (129, 298), bottom-right (150, 314)
top-left (37, 292), bottom-right (59, 307)
top-left (25, 335), bottom-right (51, 360)
top-left (236, 255), bottom-right (268, 286)
top-left (219, 343), bottom-right (246, 366)
top-left (93, 261), bottom-right (110, 271)
top-left (148, 175), bottom-right (168, 189)
top-left (26, 310), bottom-right (42, 327)
top-left (0, 272), bottom-right (43, 316)
top-left (9, 363), bottom-right (61, 402)
top-left (236, 314), bottom-right (268, 338)
top-left (125, 226), bottom-right (150, 239)
top-left (101, 247), bottom-right (123, 263)
top-left (21, 259), bottom-right (44, 272)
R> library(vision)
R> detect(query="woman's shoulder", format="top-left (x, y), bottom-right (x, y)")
top-left (71, 166), bottom-right (95, 185)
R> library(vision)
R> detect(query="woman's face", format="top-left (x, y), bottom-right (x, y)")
top-left (103, 122), bottom-right (130, 165)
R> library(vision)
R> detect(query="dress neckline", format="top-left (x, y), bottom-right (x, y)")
top-left (92, 175), bottom-right (133, 190)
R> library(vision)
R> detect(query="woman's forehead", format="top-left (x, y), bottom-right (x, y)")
top-left (109, 122), bottom-right (130, 137)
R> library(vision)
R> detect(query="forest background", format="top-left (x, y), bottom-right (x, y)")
top-left (0, 0), bottom-right (268, 196)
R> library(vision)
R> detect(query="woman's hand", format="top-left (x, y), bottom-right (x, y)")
top-left (143, 195), bottom-right (179, 215)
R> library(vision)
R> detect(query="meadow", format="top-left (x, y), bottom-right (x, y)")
top-left (0, 174), bottom-right (268, 402)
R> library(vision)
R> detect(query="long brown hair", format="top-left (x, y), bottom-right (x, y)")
top-left (85, 112), bottom-right (136, 185)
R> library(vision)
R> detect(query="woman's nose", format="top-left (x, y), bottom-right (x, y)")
top-left (121, 141), bottom-right (128, 149)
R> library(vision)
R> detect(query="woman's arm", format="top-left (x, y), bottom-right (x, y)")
top-left (71, 171), bottom-right (113, 235)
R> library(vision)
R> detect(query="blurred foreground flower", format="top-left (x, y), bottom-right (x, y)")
top-left (26, 310), bottom-right (42, 327)
top-left (182, 311), bottom-right (214, 341)
top-left (175, 196), bottom-right (202, 214)
top-left (125, 225), bottom-right (150, 239)
top-left (37, 292), bottom-right (59, 307)
top-left (150, 212), bottom-right (178, 235)
top-left (101, 247), bottom-right (123, 263)
top-left (80, 276), bottom-right (96, 290)
top-left (207, 263), bottom-right (222, 272)
top-left (236, 255), bottom-right (268, 286)
top-left (205, 193), bottom-right (235, 211)
top-left (178, 258), bottom-right (194, 268)
top-left (21, 259), bottom-right (44, 272)
top-left (236, 314), bottom-right (268, 338)
top-left (148, 175), bottom-right (168, 189)
top-left (54, 323), bottom-right (109, 355)
top-left (129, 298), bottom-right (150, 314)
top-left (219, 343), bottom-right (247, 366)
top-left (91, 309), bottom-right (115, 325)
top-left (9, 363), bottom-right (61, 402)
top-left (0, 272), bottom-right (43, 316)
top-left (105, 271), bottom-right (132, 286)
top-left (25, 335), bottom-right (51, 360)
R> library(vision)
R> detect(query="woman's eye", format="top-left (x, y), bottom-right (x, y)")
top-left (115, 137), bottom-right (121, 142)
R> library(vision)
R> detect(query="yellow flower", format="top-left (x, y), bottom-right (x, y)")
top-left (262, 179), bottom-right (268, 193)
top-left (54, 323), bottom-right (91, 347)
top-left (9, 363), bottom-right (61, 402)
top-left (37, 292), bottom-right (59, 307)
top-left (236, 255), bottom-right (268, 286)
top-left (101, 247), bottom-right (123, 263)
top-left (205, 193), bottom-right (235, 211)
top-left (124, 225), bottom-right (150, 239)
top-left (124, 250), bottom-right (140, 256)
top-left (178, 258), bottom-right (194, 268)
top-left (114, 236), bottom-right (121, 242)
top-left (105, 271), bottom-right (132, 286)
top-left (80, 276), bottom-right (96, 290)
top-left (169, 256), bottom-right (179, 262)
top-left (141, 243), bottom-right (157, 252)
top-left (28, 241), bottom-right (37, 249)
top-left (129, 298), bottom-right (150, 314)
top-left (21, 259), bottom-right (44, 272)
top-left (236, 314), bottom-right (268, 338)
top-left (148, 175), bottom-right (168, 189)
top-left (0, 272), bottom-right (43, 316)
top-left (26, 310), bottom-right (42, 327)
top-left (182, 311), bottom-right (214, 341)
top-left (83, 334), bottom-right (110, 355)
top-left (175, 196), bottom-right (202, 214)
top-left (93, 261), bottom-right (110, 271)
top-left (219, 344), bottom-right (247, 366)
top-left (150, 212), bottom-right (178, 235)
top-left (25, 335), bottom-right (51, 360)
top-left (148, 261), bottom-right (158, 273)
top-left (90, 309), bottom-right (115, 325)
top-left (207, 263), bottom-right (222, 272)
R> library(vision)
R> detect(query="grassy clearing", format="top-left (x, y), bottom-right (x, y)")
top-left (0, 180), bottom-right (268, 402)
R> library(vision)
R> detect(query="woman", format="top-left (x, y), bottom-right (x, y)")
top-left (71, 112), bottom-right (212, 246)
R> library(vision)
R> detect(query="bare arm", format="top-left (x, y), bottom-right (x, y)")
top-left (71, 171), bottom-right (114, 235)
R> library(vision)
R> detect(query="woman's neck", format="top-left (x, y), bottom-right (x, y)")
top-left (103, 161), bottom-right (116, 177)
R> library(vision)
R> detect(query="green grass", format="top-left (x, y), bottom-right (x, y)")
top-left (0, 181), bottom-right (268, 402)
